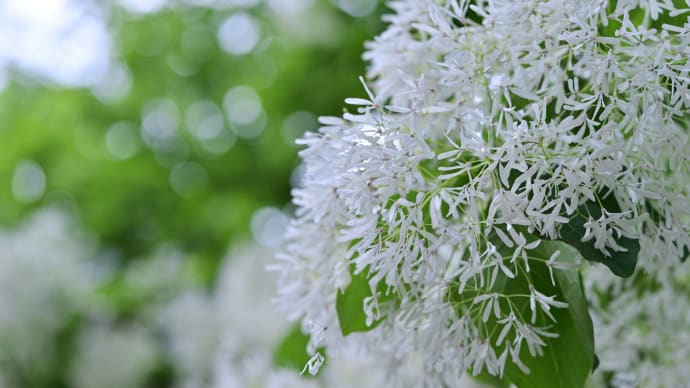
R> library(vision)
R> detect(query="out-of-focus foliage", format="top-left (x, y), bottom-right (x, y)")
top-left (0, 0), bottom-right (387, 387)
top-left (0, 0), bottom-right (385, 269)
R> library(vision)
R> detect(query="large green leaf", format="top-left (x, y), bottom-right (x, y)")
top-left (558, 191), bottom-right (639, 277)
top-left (336, 266), bottom-right (393, 336)
top-left (446, 233), bottom-right (595, 388)
top-left (272, 324), bottom-right (313, 372)
top-left (500, 241), bottom-right (594, 388)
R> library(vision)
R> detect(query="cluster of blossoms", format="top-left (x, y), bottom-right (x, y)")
top-left (0, 209), bottom-right (429, 388)
top-left (0, 210), bottom-right (183, 388)
top-left (158, 244), bottom-right (287, 388)
top-left (275, 0), bottom-right (690, 385)
top-left (585, 259), bottom-right (690, 387)
top-left (159, 243), bottom-right (427, 388)
top-left (0, 209), bottom-right (96, 386)
top-left (68, 323), bottom-right (161, 388)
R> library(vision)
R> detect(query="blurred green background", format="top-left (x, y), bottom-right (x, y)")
top-left (0, 0), bottom-right (386, 386)
top-left (1, 0), bottom-right (384, 265)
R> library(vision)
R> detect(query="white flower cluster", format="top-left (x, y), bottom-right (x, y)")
top-left (159, 243), bottom-right (429, 388)
top-left (586, 260), bottom-right (690, 387)
top-left (158, 243), bottom-right (286, 388)
top-left (68, 324), bottom-right (161, 388)
top-left (0, 209), bottom-right (96, 385)
top-left (275, 0), bottom-right (690, 385)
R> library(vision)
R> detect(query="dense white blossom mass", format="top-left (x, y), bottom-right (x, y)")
top-left (0, 209), bottom-right (96, 385)
top-left (275, 0), bottom-right (690, 386)
top-left (585, 260), bottom-right (690, 387)
top-left (160, 244), bottom-right (430, 388)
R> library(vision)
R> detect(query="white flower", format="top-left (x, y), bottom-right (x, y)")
top-left (0, 209), bottom-right (96, 383)
top-left (68, 324), bottom-right (161, 388)
top-left (586, 260), bottom-right (690, 387)
top-left (277, 0), bottom-right (690, 385)
top-left (158, 243), bottom-right (290, 387)
top-left (159, 242), bottom-right (428, 388)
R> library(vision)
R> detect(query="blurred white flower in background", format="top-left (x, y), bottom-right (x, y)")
top-left (119, 245), bottom-right (190, 305)
top-left (586, 261), bottom-right (690, 387)
top-left (211, 347), bottom-right (320, 388)
top-left (0, 209), bottom-right (96, 384)
top-left (68, 323), bottom-right (161, 388)
top-left (0, 209), bottom-right (434, 387)
top-left (160, 291), bottom-right (221, 387)
top-left (158, 242), bottom-right (438, 387)
top-left (158, 243), bottom-right (290, 387)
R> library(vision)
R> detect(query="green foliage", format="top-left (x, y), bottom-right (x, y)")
top-left (558, 191), bottom-right (639, 277)
top-left (272, 324), bottom-right (313, 372)
top-left (0, 4), bottom-right (385, 265)
top-left (336, 266), bottom-right (394, 335)
top-left (446, 237), bottom-right (595, 388)
top-left (498, 241), bottom-right (594, 388)
top-left (336, 229), bottom-right (597, 386)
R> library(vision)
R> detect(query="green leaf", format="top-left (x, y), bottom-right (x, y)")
top-left (272, 324), bottom-right (312, 372)
top-left (447, 232), bottom-right (595, 388)
top-left (500, 241), bottom-right (594, 388)
top-left (336, 266), bottom-right (393, 336)
top-left (471, 369), bottom-right (511, 388)
top-left (558, 191), bottom-right (639, 277)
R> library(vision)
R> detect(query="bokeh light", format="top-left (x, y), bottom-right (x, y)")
top-left (250, 207), bottom-right (289, 247)
top-left (169, 161), bottom-right (208, 197)
top-left (217, 12), bottom-right (260, 56)
top-left (11, 160), bottom-right (46, 203)
top-left (106, 121), bottom-right (141, 159)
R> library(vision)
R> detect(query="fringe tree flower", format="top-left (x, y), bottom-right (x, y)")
top-left (68, 324), bottom-right (161, 388)
top-left (275, 0), bottom-right (690, 386)
top-left (586, 261), bottom-right (690, 387)
top-left (0, 209), bottom-right (95, 385)
top-left (159, 243), bottom-right (423, 387)
top-left (158, 244), bottom-right (287, 388)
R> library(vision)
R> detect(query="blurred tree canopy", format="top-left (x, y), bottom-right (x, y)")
top-left (0, 1), bottom-right (386, 280)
